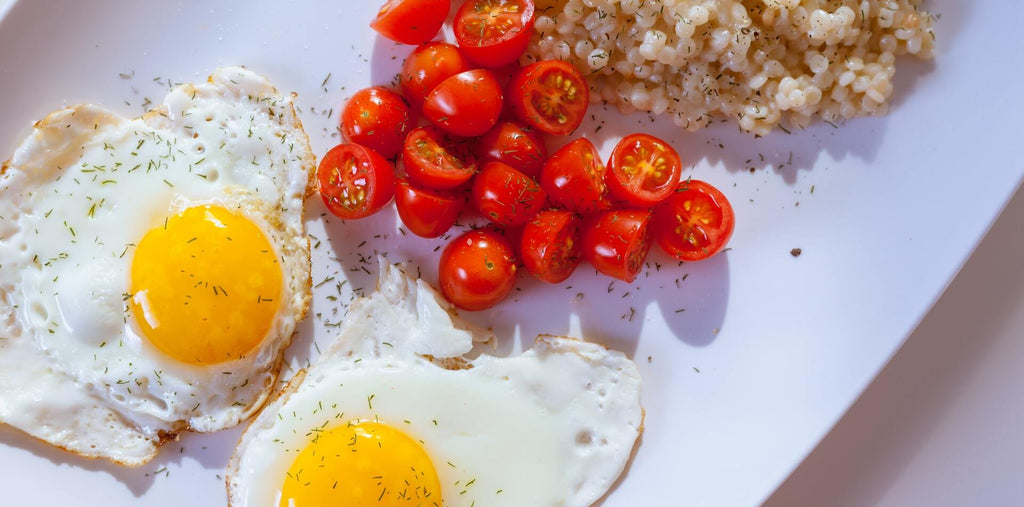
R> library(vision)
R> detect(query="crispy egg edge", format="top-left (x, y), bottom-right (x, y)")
top-left (0, 66), bottom-right (317, 467)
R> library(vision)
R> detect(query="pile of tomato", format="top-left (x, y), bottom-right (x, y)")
top-left (316, 0), bottom-right (735, 311)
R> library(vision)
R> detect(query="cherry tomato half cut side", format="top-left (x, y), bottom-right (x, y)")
top-left (453, 0), bottom-right (536, 68)
top-left (507, 60), bottom-right (589, 136)
top-left (318, 143), bottom-right (396, 220)
top-left (400, 42), bottom-right (472, 110)
top-left (402, 126), bottom-right (478, 190)
top-left (340, 87), bottom-right (412, 158)
top-left (521, 209), bottom-right (582, 284)
top-left (582, 209), bottom-right (653, 283)
top-left (423, 69), bottom-right (504, 137)
top-left (606, 133), bottom-right (682, 207)
top-left (471, 161), bottom-right (547, 226)
top-left (395, 179), bottom-right (465, 238)
top-left (370, 0), bottom-right (450, 45)
top-left (652, 179), bottom-right (735, 262)
top-left (540, 137), bottom-right (611, 214)
top-left (439, 228), bottom-right (518, 311)
top-left (475, 121), bottom-right (547, 179)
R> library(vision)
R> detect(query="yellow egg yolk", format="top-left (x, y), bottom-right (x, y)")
top-left (279, 421), bottom-right (442, 506)
top-left (129, 205), bottom-right (282, 365)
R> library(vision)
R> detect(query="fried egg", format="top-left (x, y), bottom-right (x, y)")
top-left (227, 262), bottom-right (643, 506)
top-left (0, 66), bottom-right (315, 466)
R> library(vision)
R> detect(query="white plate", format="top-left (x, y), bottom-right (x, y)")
top-left (1, 0), bottom-right (1020, 505)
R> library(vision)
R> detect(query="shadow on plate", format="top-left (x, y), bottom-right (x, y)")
top-left (0, 420), bottom-right (241, 497)
top-left (309, 192), bottom-right (731, 359)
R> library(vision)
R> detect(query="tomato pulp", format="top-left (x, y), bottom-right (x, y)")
top-left (453, 0), bottom-right (536, 68)
top-left (652, 179), bottom-right (735, 262)
top-left (318, 143), bottom-right (396, 220)
top-left (606, 133), bottom-right (682, 207)
top-left (507, 60), bottom-right (589, 135)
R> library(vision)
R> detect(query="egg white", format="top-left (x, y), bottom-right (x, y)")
top-left (227, 262), bottom-right (643, 507)
top-left (0, 67), bottom-right (315, 465)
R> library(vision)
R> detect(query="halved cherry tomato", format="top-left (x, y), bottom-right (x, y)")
top-left (340, 87), bottom-right (412, 158)
top-left (507, 60), bottom-right (589, 135)
top-left (439, 229), bottom-right (518, 311)
top-left (395, 179), bottom-right (465, 238)
top-left (318, 143), bottom-right (396, 220)
top-left (540, 137), bottom-right (611, 214)
top-left (521, 209), bottom-right (582, 283)
top-left (471, 161), bottom-right (546, 226)
top-left (453, 0), bottom-right (536, 68)
top-left (652, 179), bottom-right (735, 262)
top-left (476, 121), bottom-right (547, 178)
top-left (423, 69), bottom-right (503, 137)
top-left (370, 0), bottom-right (450, 45)
top-left (582, 209), bottom-right (652, 283)
top-left (400, 42), bottom-right (472, 109)
top-left (402, 126), bottom-right (478, 190)
top-left (606, 133), bottom-right (682, 207)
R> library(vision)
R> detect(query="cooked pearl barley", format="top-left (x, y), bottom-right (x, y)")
top-left (528, 0), bottom-right (936, 135)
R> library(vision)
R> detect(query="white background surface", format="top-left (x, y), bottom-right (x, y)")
top-left (765, 182), bottom-right (1024, 507)
top-left (0, 0), bottom-right (1021, 505)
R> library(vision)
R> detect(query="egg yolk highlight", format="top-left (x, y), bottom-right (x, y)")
top-left (129, 205), bottom-right (282, 365)
top-left (279, 421), bottom-right (441, 506)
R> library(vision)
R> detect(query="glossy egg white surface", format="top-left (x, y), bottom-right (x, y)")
top-left (0, 66), bottom-right (314, 465)
top-left (227, 262), bottom-right (642, 507)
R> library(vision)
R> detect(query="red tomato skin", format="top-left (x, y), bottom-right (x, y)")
top-left (521, 209), bottom-right (582, 284)
top-left (395, 179), bottom-right (465, 238)
top-left (507, 60), bottom-right (590, 136)
top-left (401, 126), bottom-right (478, 190)
top-left (422, 69), bottom-right (503, 137)
top-left (606, 133), bottom-right (683, 208)
top-left (370, 0), bottom-right (450, 45)
top-left (581, 209), bottom-right (653, 283)
top-left (475, 121), bottom-right (547, 178)
top-left (400, 42), bottom-right (472, 109)
top-left (652, 180), bottom-right (735, 262)
top-left (317, 143), bottom-right (396, 220)
top-left (439, 229), bottom-right (518, 311)
top-left (471, 161), bottom-right (547, 226)
top-left (340, 87), bottom-right (412, 158)
top-left (540, 138), bottom-right (611, 214)
top-left (454, 0), bottom-right (536, 68)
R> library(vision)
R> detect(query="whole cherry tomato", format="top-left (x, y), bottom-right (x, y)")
top-left (475, 121), bottom-right (547, 178)
top-left (422, 69), bottom-right (503, 137)
top-left (507, 60), bottom-right (589, 136)
top-left (652, 179), bottom-right (735, 261)
top-left (370, 0), bottom-right (450, 45)
top-left (317, 143), bottom-right (396, 220)
top-left (439, 229), bottom-right (518, 311)
top-left (453, 0), bottom-right (536, 68)
top-left (521, 209), bottom-right (582, 283)
top-left (582, 209), bottom-right (653, 283)
top-left (402, 126), bottom-right (478, 190)
top-left (471, 161), bottom-right (546, 226)
top-left (395, 179), bottom-right (465, 238)
top-left (606, 133), bottom-right (682, 207)
top-left (340, 87), bottom-right (412, 158)
top-left (540, 137), bottom-right (611, 214)
top-left (400, 42), bottom-right (472, 109)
